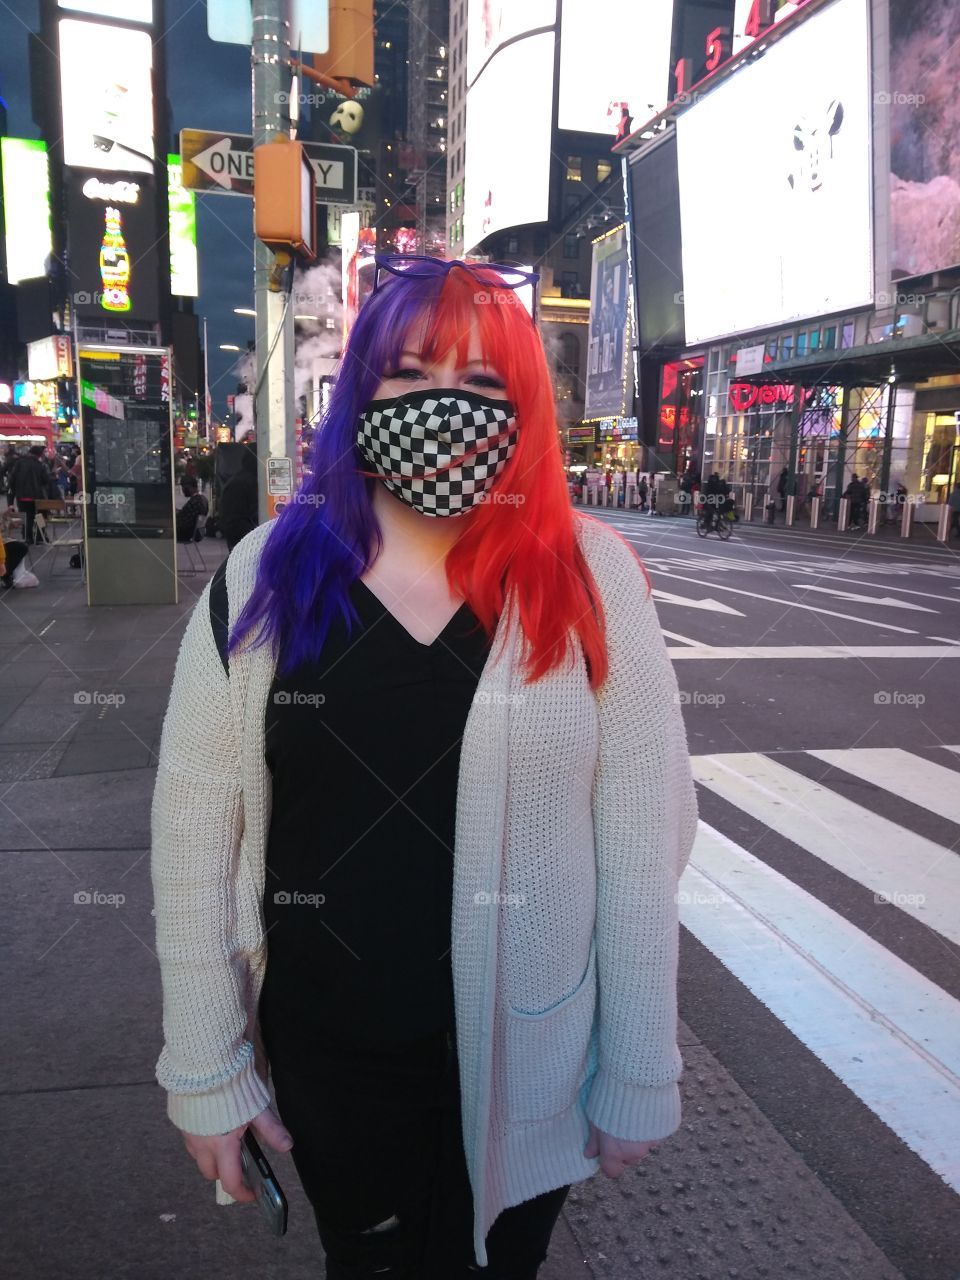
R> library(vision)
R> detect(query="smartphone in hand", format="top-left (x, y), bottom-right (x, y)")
top-left (240, 1128), bottom-right (288, 1236)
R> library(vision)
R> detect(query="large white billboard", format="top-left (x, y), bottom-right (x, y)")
top-left (59, 19), bottom-right (155, 174)
top-left (466, 0), bottom-right (557, 88)
top-left (463, 30), bottom-right (555, 251)
top-left (558, 0), bottom-right (674, 135)
top-left (677, 0), bottom-right (872, 345)
top-left (0, 139), bottom-right (52, 285)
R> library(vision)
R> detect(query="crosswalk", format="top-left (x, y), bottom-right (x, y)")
top-left (681, 746), bottom-right (960, 1195)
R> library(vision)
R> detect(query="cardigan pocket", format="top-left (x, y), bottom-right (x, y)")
top-left (503, 938), bottom-right (597, 1124)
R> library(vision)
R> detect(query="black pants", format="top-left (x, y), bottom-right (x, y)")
top-left (266, 1032), bottom-right (569, 1280)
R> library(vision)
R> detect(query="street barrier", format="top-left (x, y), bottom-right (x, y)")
top-left (810, 496), bottom-right (821, 529)
top-left (867, 497), bottom-right (880, 535)
top-left (837, 497), bottom-right (850, 532)
top-left (936, 504), bottom-right (950, 542)
top-left (900, 500), bottom-right (913, 538)
top-left (743, 492), bottom-right (753, 523)
top-left (785, 495), bottom-right (796, 527)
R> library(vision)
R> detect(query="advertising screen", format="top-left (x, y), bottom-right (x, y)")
top-left (59, 0), bottom-right (152, 20)
top-left (463, 30), bottom-right (554, 251)
top-left (59, 19), bottom-right (155, 174)
top-left (585, 225), bottom-right (631, 418)
top-left (677, 0), bottom-right (872, 344)
top-left (67, 173), bottom-right (159, 323)
top-left (628, 135), bottom-right (684, 348)
top-left (888, 0), bottom-right (960, 278)
top-left (0, 138), bottom-right (53, 285)
top-left (558, 0), bottom-right (674, 134)
top-left (78, 348), bottom-right (173, 539)
top-left (466, 0), bottom-right (556, 87)
top-left (167, 156), bottom-right (199, 297)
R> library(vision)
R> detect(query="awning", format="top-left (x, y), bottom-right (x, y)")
top-left (734, 329), bottom-right (960, 387)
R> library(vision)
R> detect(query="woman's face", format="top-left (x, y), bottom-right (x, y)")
top-left (371, 314), bottom-right (510, 403)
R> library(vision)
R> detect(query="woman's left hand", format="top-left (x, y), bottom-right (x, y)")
top-left (584, 1122), bottom-right (658, 1177)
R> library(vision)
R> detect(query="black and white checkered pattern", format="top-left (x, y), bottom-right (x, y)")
top-left (357, 389), bottom-right (519, 517)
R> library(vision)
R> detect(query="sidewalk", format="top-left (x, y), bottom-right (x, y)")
top-left (0, 547), bottom-right (906, 1280)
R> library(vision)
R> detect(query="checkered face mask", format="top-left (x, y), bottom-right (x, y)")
top-left (357, 388), bottom-right (519, 517)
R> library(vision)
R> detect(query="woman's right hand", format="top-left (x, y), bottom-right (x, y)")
top-left (182, 1105), bottom-right (294, 1203)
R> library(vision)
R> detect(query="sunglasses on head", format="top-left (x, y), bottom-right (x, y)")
top-left (371, 254), bottom-right (540, 322)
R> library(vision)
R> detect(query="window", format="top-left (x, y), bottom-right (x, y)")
top-left (808, 328), bottom-right (820, 351)
top-left (563, 233), bottom-right (579, 259)
top-left (823, 326), bottom-right (837, 351)
top-left (561, 270), bottom-right (578, 293)
top-left (506, 235), bottom-right (520, 254)
top-left (565, 155), bottom-right (582, 182)
top-left (596, 159), bottom-right (612, 183)
top-left (796, 332), bottom-right (808, 356)
top-left (780, 333), bottom-right (794, 361)
top-left (841, 321), bottom-right (855, 349)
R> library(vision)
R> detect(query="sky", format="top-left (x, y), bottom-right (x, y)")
top-left (0, 0), bottom-right (258, 414)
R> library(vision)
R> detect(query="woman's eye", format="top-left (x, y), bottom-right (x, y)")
top-left (385, 368), bottom-right (423, 380)
top-left (467, 374), bottom-right (506, 389)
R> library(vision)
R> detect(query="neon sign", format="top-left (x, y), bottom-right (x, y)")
top-left (729, 382), bottom-right (815, 412)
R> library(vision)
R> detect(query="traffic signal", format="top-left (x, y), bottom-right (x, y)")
top-left (312, 0), bottom-right (374, 88)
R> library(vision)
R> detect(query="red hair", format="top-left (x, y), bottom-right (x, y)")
top-left (419, 268), bottom-right (609, 690)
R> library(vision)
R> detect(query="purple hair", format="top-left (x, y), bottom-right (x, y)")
top-left (229, 270), bottom-right (460, 673)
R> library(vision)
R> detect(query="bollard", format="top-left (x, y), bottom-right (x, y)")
top-left (937, 503), bottom-right (950, 542)
top-left (743, 492), bottom-right (753, 523)
top-left (810, 496), bottom-right (821, 529)
top-left (837, 497), bottom-right (849, 532)
top-left (785, 494), bottom-right (796, 527)
top-left (867, 497), bottom-right (880, 535)
top-left (900, 499), bottom-right (913, 538)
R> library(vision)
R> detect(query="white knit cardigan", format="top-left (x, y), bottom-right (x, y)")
top-left (150, 512), bottom-right (698, 1267)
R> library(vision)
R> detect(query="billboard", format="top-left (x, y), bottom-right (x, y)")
top-left (677, 0), bottom-right (872, 344)
top-left (58, 0), bottom-right (153, 20)
top-left (888, 0), bottom-right (960, 278)
top-left (627, 134), bottom-right (684, 347)
top-left (0, 138), bottom-right (53, 285)
top-left (585, 225), bottom-right (631, 419)
top-left (463, 30), bottom-right (555, 251)
top-left (167, 156), bottom-right (198, 297)
top-left (558, 0), bottom-right (674, 134)
top-left (466, 0), bottom-right (557, 87)
top-left (59, 19), bottom-right (155, 174)
top-left (66, 173), bottom-right (159, 323)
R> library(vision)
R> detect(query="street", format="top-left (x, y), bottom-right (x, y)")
top-left (1, 515), bottom-right (958, 1280)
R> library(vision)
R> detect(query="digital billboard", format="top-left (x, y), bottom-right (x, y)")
top-left (558, 0), bottom-right (674, 134)
top-left (67, 174), bottom-right (159, 323)
top-left (78, 347), bottom-right (173, 539)
top-left (888, 0), bottom-right (960, 278)
top-left (463, 30), bottom-right (555, 251)
top-left (677, 0), bottom-right (872, 344)
top-left (59, 0), bottom-right (152, 20)
top-left (59, 19), bottom-right (155, 174)
top-left (627, 134), bottom-right (684, 347)
top-left (466, 0), bottom-right (557, 87)
top-left (585, 225), bottom-right (631, 418)
top-left (167, 156), bottom-right (198, 297)
top-left (0, 138), bottom-right (53, 285)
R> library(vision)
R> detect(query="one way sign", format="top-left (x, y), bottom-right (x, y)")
top-left (179, 129), bottom-right (358, 206)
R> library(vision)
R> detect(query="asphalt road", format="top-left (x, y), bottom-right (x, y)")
top-left (590, 508), bottom-right (960, 1280)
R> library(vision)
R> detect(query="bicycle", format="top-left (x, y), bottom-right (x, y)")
top-left (696, 505), bottom-right (734, 540)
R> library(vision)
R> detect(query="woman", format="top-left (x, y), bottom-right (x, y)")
top-left (151, 257), bottom-right (698, 1280)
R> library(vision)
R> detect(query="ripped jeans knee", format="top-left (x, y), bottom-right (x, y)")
top-left (317, 1207), bottom-right (423, 1279)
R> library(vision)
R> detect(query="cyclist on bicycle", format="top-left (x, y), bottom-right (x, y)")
top-left (703, 472), bottom-right (733, 531)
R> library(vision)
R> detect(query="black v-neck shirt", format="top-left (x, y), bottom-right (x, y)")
top-left (259, 577), bottom-right (492, 1058)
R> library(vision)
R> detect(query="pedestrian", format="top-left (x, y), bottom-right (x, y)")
top-left (175, 476), bottom-right (209, 543)
top-left (843, 474), bottom-right (867, 529)
top-left (637, 474), bottom-right (648, 513)
top-left (219, 445), bottom-right (259, 550)
top-left (68, 449), bottom-right (83, 497)
top-left (948, 485), bottom-right (960, 539)
top-left (777, 466), bottom-right (789, 512)
top-left (10, 445), bottom-right (51, 545)
top-left (1, 445), bottom-right (17, 508)
top-left (151, 256), bottom-right (698, 1280)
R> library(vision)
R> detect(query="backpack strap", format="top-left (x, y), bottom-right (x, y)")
top-left (209, 559), bottom-right (230, 676)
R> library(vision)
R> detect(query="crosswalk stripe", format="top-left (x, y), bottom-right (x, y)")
top-left (809, 748), bottom-right (960, 827)
top-left (682, 823), bottom-right (960, 1192)
top-left (668, 644), bottom-right (960, 660)
top-left (691, 752), bottom-right (960, 944)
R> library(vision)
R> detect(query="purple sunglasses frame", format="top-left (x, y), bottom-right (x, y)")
top-left (371, 254), bottom-right (541, 322)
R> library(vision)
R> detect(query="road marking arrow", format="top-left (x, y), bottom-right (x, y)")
top-left (789, 585), bottom-right (939, 613)
top-left (652, 589), bottom-right (744, 616)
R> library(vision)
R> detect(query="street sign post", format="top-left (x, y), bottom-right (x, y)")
top-left (179, 129), bottom-right (358, 205)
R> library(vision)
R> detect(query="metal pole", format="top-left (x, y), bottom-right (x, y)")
top-left (785, 494), bottom-right (796, 527)
top-left (809, 495), bottom-right (821, 529)
top-left (832, 386), bottom-right (850, 521)
top-left (253, 0), bottom-right (295, 525)
top-left (879, 380), bottom-right (897, 498)
top-left (900, 497), bottom-right (913, 538)
top-left (202, 316), bottom-right (211, 444)
top-left (787, 382), bottom-right (803, 508)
